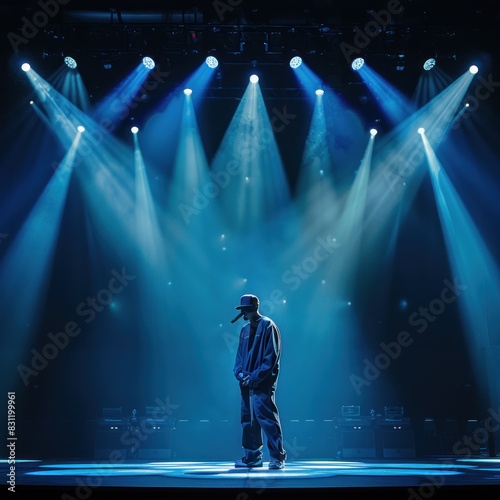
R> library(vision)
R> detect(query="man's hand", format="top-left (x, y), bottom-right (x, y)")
top-left (238, 372), bottom-right (250, 386)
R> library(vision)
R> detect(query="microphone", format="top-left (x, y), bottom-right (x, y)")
top-left (231, 311), bottom-right (244, 323)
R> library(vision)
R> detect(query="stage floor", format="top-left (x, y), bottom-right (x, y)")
top-left (4, 456), bottom-right (500, 499)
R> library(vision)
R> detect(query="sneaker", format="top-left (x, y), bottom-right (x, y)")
top-left (268, 460), bottom-right (285, 470)
top-left (234, 457), bottom-right (263, 468)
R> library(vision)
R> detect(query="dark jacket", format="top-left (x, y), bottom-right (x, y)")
top-left (234, 316), bottom-right (281, 390)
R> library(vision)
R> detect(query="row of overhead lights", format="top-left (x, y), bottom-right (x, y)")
top-left (30, 43), bottom-right (468, 76)
top-left (65, 54), bottom-right (443, 75)
top-left (46, 53), bottom-right (303, 71)
top-left (34, 53), bottom-right (446, 75)
top-left (22, 55), bottom-right (328, 94)
top-left (351, 56), bottom-right (438, 71)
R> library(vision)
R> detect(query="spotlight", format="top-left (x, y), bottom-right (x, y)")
top-left (370, 128), bottom-right (378, 136)
top-left (205, 55), bottom-right (218, 68)
top-left (289, 56), bottom-right (302, 69)
top-left (131, 126), bottom-right (139, 134)
top-left (423, 58), bottom-right (436, 71)
top-left (418, 127), bottom-right (425, 135)
top-left (469, 65), bottom-right (478, 74)
top-left (142, 56), bottom-right (155, 69)
top-left (77, 125), bottom-right (85, 132)
top-left (21, 63), bottom-right (30, 72)
top-left (351, 57), bottom-right (365, 71)
top-left (64, 56), bottom-right (77, 69)
top-left (288, 49), bottom-right (302, 69)
top-left (249, 74), bottom-right (259, 83)
top-left (315, 89), bottom-right (324, 96)
top-left (183, 88), bottom-right (193, 95)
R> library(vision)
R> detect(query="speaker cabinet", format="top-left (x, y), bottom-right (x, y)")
top-left (94, 423), bottom-right (171, 461)
top-left (382, 430), bottom-right (416, 458)
top-left (94, 425), bottom-right (129, 461)
top-left (341, 430), bottom-right (376, 458)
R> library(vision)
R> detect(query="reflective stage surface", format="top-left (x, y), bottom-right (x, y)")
top-left (4, 457), bottom-right (500, 499)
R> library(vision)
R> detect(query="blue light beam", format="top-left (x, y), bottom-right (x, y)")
top-left (292, 87), bottom-right (338, 257)
top-left (413, 66), bottom-right (453, 107)
top-left (49, 64), bottom-right (91, 112)
top-left (365, 68), bottom-right (479, 231)
top-left (133, 133), bottom-right (166, 271)
top-left (355, 62), bottom-right (416, 126)
top-left (92, 62), bottom-right (153, 128)
top-left (290, 61), bottom-right (324, 106)
top-left (210, 79), bottom-right (291, 232)
top-left (0, 134), bottom-right (80, 347)
top-left (423, 133), bottom-right (500, 363)
top-left (133, 131), bottom-right (172, 358)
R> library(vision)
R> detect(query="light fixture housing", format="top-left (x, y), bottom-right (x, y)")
top-left (289, 55), bottom-right (303, 69)
top-left (423, 58), bottom-right (436, 71)
top-left (64, 56), bottom-right (77, 69)
top-left (351, 57), bottom-right (365, 71)
top-left (142, 56), bottom-right (155, 69)
top-left (205, 50), bottom-right (219, 69)
top-left (206, 56), bottom-right (218, 68)
top-left (288, 49), bottom-right (303, 69)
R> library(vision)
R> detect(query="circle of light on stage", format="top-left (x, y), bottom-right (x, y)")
top-left (183, 88), bottom-right (192, 95)
top-left (351, 57), bottom-right (365, 71)
top-left (64, 56), bottom-right (77, 69)
top-left (250, 74), bottom-right (259, 83)
top-left (370, 128), bottom-right (378, 136)
top-left (418, 127), bottom-right (425, 135)
top-left (142, 56), bottom-right (155, 69)
top-left (469, 65), bottom-right (478, 74)
top-left (21, 63), bottom-right (30, 72)
top-left (205, 56), bottom-right (219, 68)
top-left (77, 125), bottom-right (85, 132)
top-left (315, 89), bottom-right (324, 96)
top-left (423, 58), bottom-right (436, 71)
top-left (289, 56), bottom-right (303, 69)
top-left (131, 126), bottom-right (139, 134)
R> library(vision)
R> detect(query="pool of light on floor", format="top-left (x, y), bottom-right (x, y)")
top-left (25, 461), bottom-right (465, 479)
top-left (457, 458), bottom-right (500, 464)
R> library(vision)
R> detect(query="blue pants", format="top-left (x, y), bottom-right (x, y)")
top-left (240, 386), bottom-right (286, 462)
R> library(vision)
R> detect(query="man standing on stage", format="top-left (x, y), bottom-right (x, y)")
top-left (232, 294), bottom-right (286, 469)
